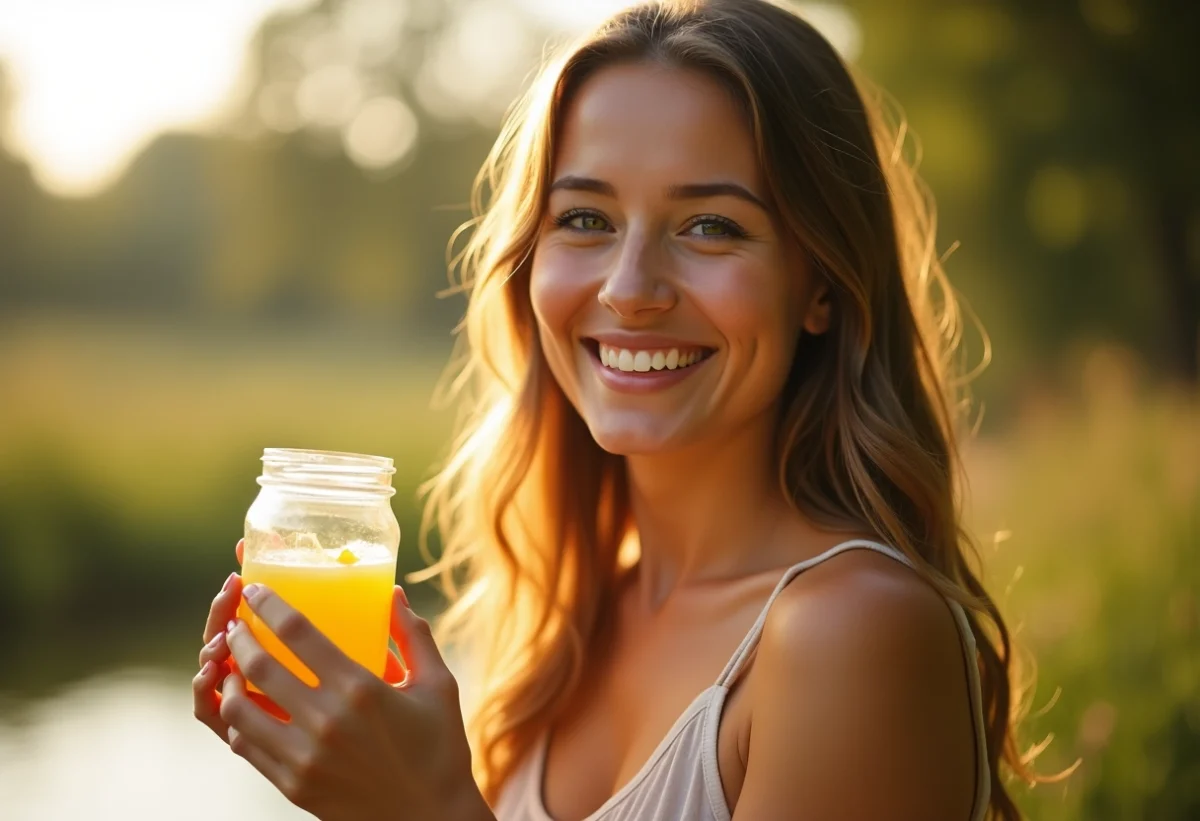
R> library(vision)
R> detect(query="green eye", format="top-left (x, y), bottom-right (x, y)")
top-left (685, 216), bottom-right (745, 239)
top-left (554, 210), bottom-right (612, 232)
top-left (574, 214), bottom-right (610, 231)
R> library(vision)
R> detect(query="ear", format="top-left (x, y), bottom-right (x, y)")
top-left (802, 281), bottom-right (833, 335)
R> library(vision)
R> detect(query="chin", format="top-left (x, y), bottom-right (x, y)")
top-left (583, 415), bottom-right (692, 456)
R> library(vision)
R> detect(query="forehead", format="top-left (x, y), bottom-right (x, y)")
top-left (553, 61), bottom-right (761, 189)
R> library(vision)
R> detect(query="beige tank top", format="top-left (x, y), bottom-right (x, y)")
top-left (493, 539), bottom-right (991, 821)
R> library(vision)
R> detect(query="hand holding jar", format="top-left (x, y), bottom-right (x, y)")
top-left (191, 449), bottom-right (492, 821)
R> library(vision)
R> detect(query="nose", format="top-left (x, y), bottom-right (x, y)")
top-left (597, 230), bottom-right (676, 318)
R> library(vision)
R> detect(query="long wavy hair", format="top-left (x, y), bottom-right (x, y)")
top-left (419, 1), bottom-right (1034, 817)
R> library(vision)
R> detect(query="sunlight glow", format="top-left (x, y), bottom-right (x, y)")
top-left (0, 0), bottom-right (859, 198)
top-left (0, 0), bottom-right (313, 197)
top-left (344, 96), bottom-right (419, 171)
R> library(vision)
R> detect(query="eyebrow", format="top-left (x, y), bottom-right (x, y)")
top-left (548, 175), bottom-right (770, 213)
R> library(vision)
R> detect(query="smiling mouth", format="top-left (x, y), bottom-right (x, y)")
top-left (583, 339), bottom-right (716, 373)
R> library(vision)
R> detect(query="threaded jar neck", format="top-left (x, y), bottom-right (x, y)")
top-left (257, 448), bottom-right (397, 499)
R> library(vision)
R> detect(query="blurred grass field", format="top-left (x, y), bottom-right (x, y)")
top-left (0, 318), bottom-right (1196, 819)
top-left (0, 316), bottom-right (453, 694)
top-left (964, 350), bottom-right (1199, 818)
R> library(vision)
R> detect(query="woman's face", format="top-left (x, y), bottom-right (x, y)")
top-left (530, 62), bottom-right (829, 455)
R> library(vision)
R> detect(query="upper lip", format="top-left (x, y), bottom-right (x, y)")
top-left (585, 332), bottom-right (715, 350)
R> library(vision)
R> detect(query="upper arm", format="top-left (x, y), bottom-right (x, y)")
top-left (732, 553), bottom-right (977, 821)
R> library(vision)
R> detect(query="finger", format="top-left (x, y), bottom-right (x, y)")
top-left (226, 616), bottom-right (319, 725)
top-left (389, 586), bottom-right (452, 689)
top-left (198, 629), bottom-right (231, 669)
top-left (203, 572), bottom-right (242, 644)
top-left (240, 584), bottom-right (357, 684)
top-left (193, 660), bottom-right (229, 742)
top-left (222, 673), bottom-right (303, 791)
top-left (235, 538), bottom-right (244, 566)
top-left (227, 727), bottom-right (297, 804)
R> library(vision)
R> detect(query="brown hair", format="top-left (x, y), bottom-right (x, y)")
top-left (421, 1), bottom-right (1034, 817)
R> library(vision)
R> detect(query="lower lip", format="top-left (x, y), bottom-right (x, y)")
top-left (586, 347), bottom-right (711, 394)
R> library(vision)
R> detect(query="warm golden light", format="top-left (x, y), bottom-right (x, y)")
top-left (0, 0), bottom-right (311, 197)
top-left (0, 0), bottom-right (857, 197)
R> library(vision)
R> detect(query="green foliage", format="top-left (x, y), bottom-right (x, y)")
top-left (968, 352), bottom-right (1199, 820)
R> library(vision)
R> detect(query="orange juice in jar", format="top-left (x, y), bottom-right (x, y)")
top-left (239, 449), bottom-right (401, 691)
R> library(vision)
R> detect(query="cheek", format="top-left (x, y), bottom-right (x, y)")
top-left (530, 248), bottom-right (589, 336)
top-left (692, 257), bottom-right (802, 361)
top-left (529, 246), bottom-right (595, 372)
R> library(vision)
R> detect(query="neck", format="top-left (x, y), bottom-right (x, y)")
top-left (624, 410), bottom-right (805, 609)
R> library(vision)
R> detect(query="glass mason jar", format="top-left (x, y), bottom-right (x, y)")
top-left (238, 448), bottom-right (401, 689)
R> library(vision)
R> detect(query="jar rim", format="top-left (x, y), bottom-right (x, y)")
top-left (261, 448), bottom-right (396, 474)
top-left (258, 448), bottom-right (397, 498)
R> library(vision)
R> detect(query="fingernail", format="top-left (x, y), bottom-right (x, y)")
top-left (205, 631), bottom-right (225, 649)
top-left (243, 583), bottom-right (264, 602)
top-left (227, 619), bottom-right (238, 634)
top-left (222, 572), bottom-right (237, 593)
top-left (200, 660), bottom-right (215, 677)
top-left (397, 586), bottom-right (410, 609)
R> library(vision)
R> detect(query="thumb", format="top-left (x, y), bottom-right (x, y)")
top-left (389, 586), bottom-right (447, 686)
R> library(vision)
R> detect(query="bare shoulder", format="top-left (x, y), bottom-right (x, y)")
top-left (762, 547), bottom-right (963, 664)
top-left (733, 548), bottom-right (977, 821)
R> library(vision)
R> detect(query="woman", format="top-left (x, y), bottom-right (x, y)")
top-left (193, 1), bottom-right (1030, 818)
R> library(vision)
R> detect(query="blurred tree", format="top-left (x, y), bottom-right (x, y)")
top-left (0, 62), bottom-right (49, 312)
top-left (850, 0), bottom-right (1199, 384)
top-left (203, 0), bottom-right (553, 329)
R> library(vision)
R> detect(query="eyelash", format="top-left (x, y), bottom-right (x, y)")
top-left (683, 214), bottom-right (748, 240)
top-left (551, 208), bottom-right (749, 240)
top-left (553, 208), bottom-right (612, 233)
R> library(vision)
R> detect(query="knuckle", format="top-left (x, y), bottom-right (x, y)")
top-left (292, 748), bottom-right (322, 783)
top-left (275, 611), bottom-right (311, 644)
top-left (219, 693), bottom-right (244, 726)
top-left (342, 673), bottom-right (380, 711)
top-left (228, 729), bottom-right (250, 757)
top-left (281, 773), bottom-right (310, 807)
top-left (241, 653), bottom-right (272, 684)
top-left (340, 672), bottom-right (381, 720)
top-left (310, 712), bottom-right (343, 747)
top-left (198, 641), bottom-right (224, 667)
top-left (413, 616), bottom-right (435, 637)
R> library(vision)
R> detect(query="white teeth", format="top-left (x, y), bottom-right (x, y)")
top-left (598, 344), bottom-right (707, 373)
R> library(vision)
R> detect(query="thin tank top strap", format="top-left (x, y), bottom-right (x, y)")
top-left (715, 539), bottom-right (911, 687)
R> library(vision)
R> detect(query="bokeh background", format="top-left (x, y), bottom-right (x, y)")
top-left (0, 0), bottom-right (1196, 818)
